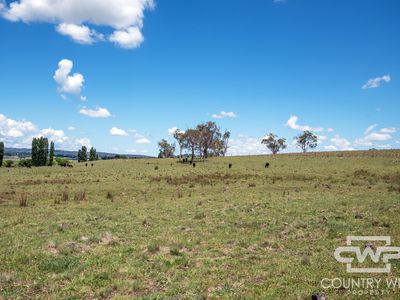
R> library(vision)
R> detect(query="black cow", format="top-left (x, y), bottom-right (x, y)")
top-left (265, 162), bottom-right (270, 168)
top-left (85, 163), bottom-right (88, 167)
top-left (91, 163), bottom-right (94, 167)
top-left (229, 163), bottom-right (232, 169)
top-left (192, 163), bottom-right (196, 168)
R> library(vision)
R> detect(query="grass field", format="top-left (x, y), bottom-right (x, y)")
top-left (1, 150), bottom-right (400, 299)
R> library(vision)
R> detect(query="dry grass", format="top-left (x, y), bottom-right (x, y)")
top-left (18, 193), bottom-right (28, 207)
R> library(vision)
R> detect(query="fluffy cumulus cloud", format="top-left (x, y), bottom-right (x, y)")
top-left (109, 26), bottom-right (144, 49)
top-left (286, 115), bottom-right (324, 132)
top-left (228, 135), bottom-right (268, 156)
top-left (362, 75), bottom-right (391, 90)
top-left (56, 23), bottom-right (104, 44)
top-left (54, 59), bottom-right (85, 100)
top-left (327, 135), bottom-right (353, 151)
top-left (355, 124), bottom-right (396, 147)
top-left (212, 111), bottom-right (238, 119)
top-left (0, 112), bottom-right (81, 149)
top-left (110, 126), bottom-right (128, 136)
top-left (0, 113), bottom-right (36, 144)
top-left (1, 0), bottom-right (154, 49)
top-left (79, 107), bottom-right (111, 118)
top-left (68, 126), bottom-right (76, 131)
top-left (75, 137), bottom-right (92, 148)
top-left (38, 128), bottom-right (68, 144)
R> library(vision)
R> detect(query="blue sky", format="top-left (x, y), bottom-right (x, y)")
top-left (0, 0), bottom-right (399, 156)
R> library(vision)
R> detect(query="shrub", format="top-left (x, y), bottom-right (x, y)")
top-left (4, 160), bottom-right (14, 168)
top-left (55, 157), bottom-right (71, 167)
top-left (19, 193), bottom-right (28, 207)
top-left (18, 159), bottom-right (33, 168)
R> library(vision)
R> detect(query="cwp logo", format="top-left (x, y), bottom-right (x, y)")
top-left (334, 236), bottom-right (400, 273)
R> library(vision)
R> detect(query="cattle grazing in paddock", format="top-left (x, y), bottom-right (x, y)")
top-left (91, 163), bottom-right (94, 167)
top-left (192, 163), bottom-right (196, 168)
top-left (85, 163), bottom-right (88, 167)
top-left (265, 162), bottom-right (270, 168)
top-left (228, 163), bottom-right (232, 169)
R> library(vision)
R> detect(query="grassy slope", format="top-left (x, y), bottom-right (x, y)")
top-left (0, 151), bottom-right (400, 299)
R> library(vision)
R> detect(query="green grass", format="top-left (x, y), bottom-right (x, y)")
top-left (0, 150), bottom-right (400, 299)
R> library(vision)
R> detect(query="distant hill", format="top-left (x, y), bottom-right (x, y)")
top-left (4, 147), bottom-right (152, 160)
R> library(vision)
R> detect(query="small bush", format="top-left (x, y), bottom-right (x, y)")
top-left (4, 160), bottom-right (14, 168)
top-left (55, 157), bottom-right (72, 167)
top-left (248, 183), bottom-right (256, 187)
top-left (18, 159), bottom-right (32, 168)
top-left (19, 193), bottom-right (28, 207)
top-left (154, 166), bottom-right (159, 170)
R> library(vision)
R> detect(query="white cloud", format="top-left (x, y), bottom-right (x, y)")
top-left (109, 26), bottom-right (144, 49)
top-left (317, 135), bottom-right (327, 143)
top-left (38, 128), bottom-right (68, 144)
top-left (75, 137), bottom-right (92, 148)
top-left (0, 113), bottom-right (36, 142)
top-left (79, 107), bottom-right (111, 118)
top-left (227, 135), bottom-right (268, 156)
top-left (0, 112), bottom-right (75, 148)
top-left (327, 128), bottom-right (334, 132)
top-left (364, 124), bottom-right (378, 135)
top-left (54, 59), bottom-right (85, 99)
top-left (396, 141), bottom-right (400, 144)
top-left (68, 126), bottom-right (76, 131)
top-left (286, 115), bottom-right (324, 132)
top-left (56, 23), bottom-right (103, 44)
top-left (365, 132), bottom-right (392, 141)
top-left (376, 144), bottom-right (391, 149)
top-left (362, 74), bottom-right (391, 89)
top-left (330, 135), bottom-right (353, 150)
top-left (355, 125), bottom-right (394, 147)
top-left (380, 127), bottom-right (397, 134)
top-left (168, 126), bottom-right (179, 136)
top-left (135, 137), bottom-right (151, 144)
top-left (110, 126), bottom-right (128, 136)
top-left (324, 145), bottom-right (337, 151)
top-left (212, 111), bottom-right (238, 119)
top-left (1, 0), bottom-right (154, 49)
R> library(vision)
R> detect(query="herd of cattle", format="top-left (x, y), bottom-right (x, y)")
top-left (62, 160), bottom-right (271, 169)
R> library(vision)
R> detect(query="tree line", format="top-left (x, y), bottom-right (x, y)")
top-left (158, 121), bottom-right (231, 161)
top-left (261, 130), bottom-right (318, 154)
top-left (0, 138), bottom-right (98, 168)
top-left (158, 124), bottom-right (319, 159)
